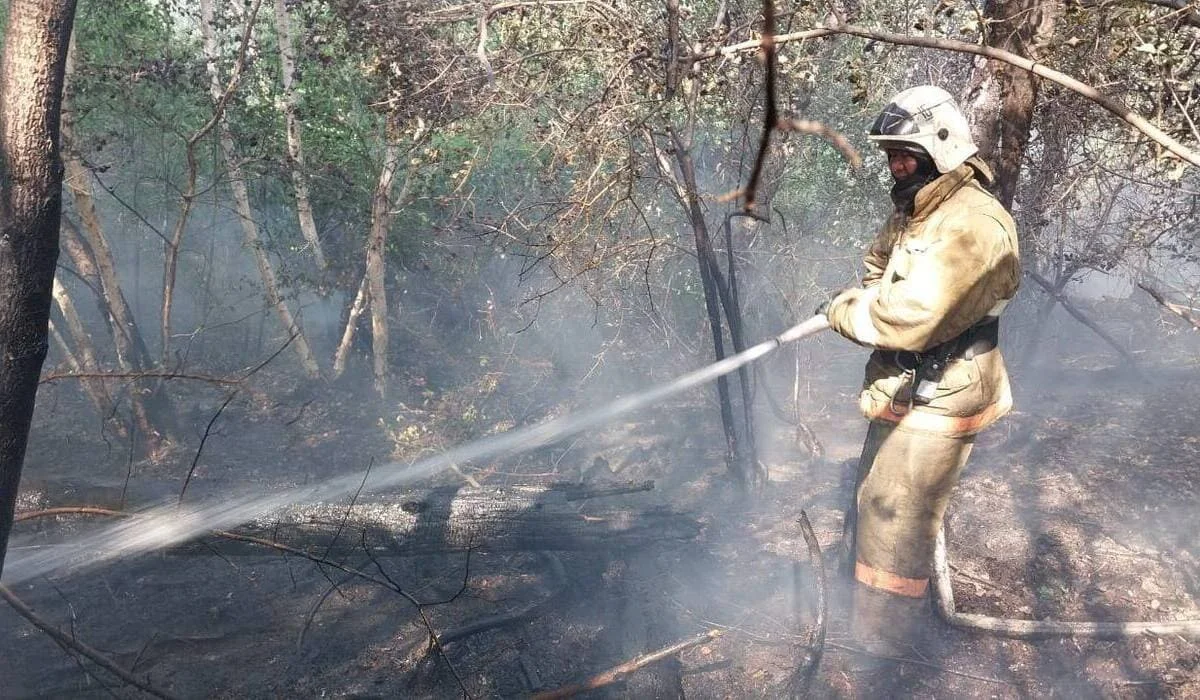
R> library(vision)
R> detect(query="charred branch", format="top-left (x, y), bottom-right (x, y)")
top-left (437, 553), bottom-right (568, 646)
top-left (1026, 270), bottom-right (1142, 370)
top-left (787, 511), bottom-right (826, 698)
top-left (1137, 281), bottom-right (1200, 331)
top-left (0, 584), bottom-right (179, 700)
top-left (531, 629), bottom-right (721, 699)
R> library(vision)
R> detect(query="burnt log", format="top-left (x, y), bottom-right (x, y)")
top-left (176, 481), bottom-right (699, 557)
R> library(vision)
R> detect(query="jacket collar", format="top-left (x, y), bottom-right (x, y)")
top-left (909, 163), bottom-right (976, 222)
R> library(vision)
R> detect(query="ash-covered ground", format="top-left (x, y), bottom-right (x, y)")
top-left (3, 295), bottom-right (1199, 698)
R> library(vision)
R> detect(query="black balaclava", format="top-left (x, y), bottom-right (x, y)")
top-left (889, 149), bottom-right (940, 214)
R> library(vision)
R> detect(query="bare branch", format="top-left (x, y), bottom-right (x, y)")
top-left (823, 22), bottom-right (1200, 168)
top-left (685, 28), bottom-right (834, 62)
top-left (178, 391), bottom-right (238, 505)
top-left (777, 118), bottom-right (863, 169)
top-left (743, 0), bottom-right (779, 213)
top-left (0, 584), bottom-right (179, 700)
top-left (1137, 281), bottom-right (1200, 330)
top-left (1133, 0), bottom-right (1200, 27)
top-left (531, 629), bottom-right (721, 699)
top-left (40, 370), bottom-right (240, 386)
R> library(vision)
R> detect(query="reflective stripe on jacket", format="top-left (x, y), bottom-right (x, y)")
top-left (826, 159), bottom-right (1020, 437)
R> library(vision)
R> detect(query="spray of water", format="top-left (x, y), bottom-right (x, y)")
top-left (2, 317), bottom-right (830, 586)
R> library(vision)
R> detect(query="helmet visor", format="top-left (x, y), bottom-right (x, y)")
top-left (869, 103), bottom-right (920, 137)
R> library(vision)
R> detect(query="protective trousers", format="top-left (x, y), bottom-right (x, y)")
top-left (842, 420), bottom-right (974, 652)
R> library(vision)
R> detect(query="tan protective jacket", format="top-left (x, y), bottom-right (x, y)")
top-left (826, 161), bottom-right (1020, 437)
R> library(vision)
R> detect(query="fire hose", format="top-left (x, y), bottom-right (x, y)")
top-left (933, 528), bottom-right (1200, 640)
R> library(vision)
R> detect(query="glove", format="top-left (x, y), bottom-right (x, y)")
top-left (816, 289), bottom-right (849, 317)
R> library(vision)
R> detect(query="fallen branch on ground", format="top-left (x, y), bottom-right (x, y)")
top-left (437, 552), bottom-right (567, 646)
top-left (1137, 281), bottom-right (1200, 331)
top-left (15, 506), bottom-right (474, 695)
top-left (826, 640), bottom-right (1012, 686)
top-left (180, 482), bottom-right (697, 557)
top-left (39, 370), bottom-right (239, 386)
top-left (0, 584), bottom-right (179, 700)
top-left (531, 629), bottom-right (721, 699)
top-left (1026, 270), bottom-right (1142, 370)
top-left (788, 510), bottom-right (826, 697)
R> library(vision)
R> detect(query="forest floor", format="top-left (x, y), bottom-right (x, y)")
top-left (3, 297), bottom-right (1200, 699)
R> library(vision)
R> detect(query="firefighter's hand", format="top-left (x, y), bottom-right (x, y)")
top-left (815, 290), bottom-right (849, 317)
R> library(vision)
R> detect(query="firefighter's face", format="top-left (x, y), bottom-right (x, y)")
top-left (886, 150), bottom-right (920, 181)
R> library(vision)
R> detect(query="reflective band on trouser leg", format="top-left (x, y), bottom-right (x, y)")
top-left (852, 422), bottom-right (974, 594)
top-left (855, 560), bottom-right (929, 597)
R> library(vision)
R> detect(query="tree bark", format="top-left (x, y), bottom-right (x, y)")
top-left (0, 0), bottom-right (78, 577)
top-left (365, 121), bottom-right (402, 396)
top-left (331, 274), bottom-right (368, 379)
top-left (47, 313), bottom-right (119, 431)
top-left (962, 0), bottom-right (1060, 209)
top-left (61, 39), bottom-right (152, 372)
top-left (200, 0), bottom-right (321, 379)
top-left (59, 218), bottom-right (105, 311)
top-left (272, 0), bottom-right (327, 269)
top-left (50, 277), bottom-right (104, 392)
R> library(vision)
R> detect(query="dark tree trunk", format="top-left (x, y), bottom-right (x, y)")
top-left (671, 135), bottom-right (761, 489)
top-left (0, 0), bottom-right (79, 577)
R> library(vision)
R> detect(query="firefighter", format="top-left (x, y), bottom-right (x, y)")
top-left (818, 85), bottom-right (1020, 654)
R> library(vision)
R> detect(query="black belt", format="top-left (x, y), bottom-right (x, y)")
top-left (894, 318), bottom-right (999, 369)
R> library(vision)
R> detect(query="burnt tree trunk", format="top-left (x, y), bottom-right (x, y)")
top-left (671, 135), bottom-right (760, 489)
top-left (181, 483), bottom-right (699, 556)
top-left (0, 0), bottom-right (78, 577)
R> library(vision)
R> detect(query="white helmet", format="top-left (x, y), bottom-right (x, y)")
top-left (868, 86), bottom-right (977, 174)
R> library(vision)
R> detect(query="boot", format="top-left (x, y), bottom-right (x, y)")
top-left (850, 582), bottom-right (929, 657)
top-left (845, 583), bottom-right (930, 696)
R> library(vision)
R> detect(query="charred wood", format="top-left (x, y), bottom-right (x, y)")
top-left (531, 629), bottom-right (721, 699)
top-left (174, 482), bottom-right (697, 556)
